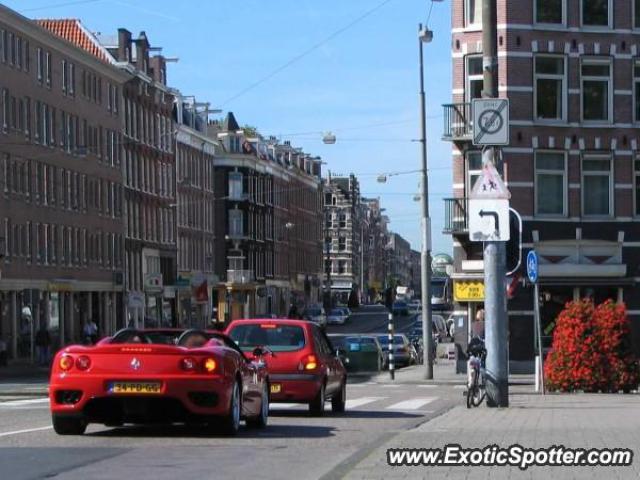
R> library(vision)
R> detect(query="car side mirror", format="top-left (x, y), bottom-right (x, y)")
top-left (253, 346), bottom-right (265, 357)
top-left (335, 348), bottom-right (346, 357)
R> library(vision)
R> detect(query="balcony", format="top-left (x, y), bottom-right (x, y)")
top-left (227, 269), bottom-right (254, 284)
top-left (443, 198), bottom-right (468, 234)
top-left (442, 103), bottom-right (472, 142)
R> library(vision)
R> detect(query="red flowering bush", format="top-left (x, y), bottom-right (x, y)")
top-left (545, 299), bottom-right (639, 393)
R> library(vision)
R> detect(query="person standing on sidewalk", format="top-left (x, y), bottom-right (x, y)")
top-left (35, 325), bottom-right (51, 366)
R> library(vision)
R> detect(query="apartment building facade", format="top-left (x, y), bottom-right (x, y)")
top-left (212, 113), bottom-right (323, 322)
top-left (174, 95), bottom-right (217, 328)
top-left (0, 8), bottom-right (129, 359)
top-left (361, 197), bottom-right (390, 301)
top-left (444, 0), bottom-right (640, 363)
top-left (388, 232), bottom-right (412, 289)
top-left (324, 175), bottom-right (363, 305)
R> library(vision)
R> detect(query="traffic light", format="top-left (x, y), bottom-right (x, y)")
top-left (506, 208), bottom-right (522, 275)
top-left (384, 288), bottom-right (394, 311)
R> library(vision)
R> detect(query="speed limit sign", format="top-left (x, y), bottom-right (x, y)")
top-left (472, 98), bottom-right (509, 146)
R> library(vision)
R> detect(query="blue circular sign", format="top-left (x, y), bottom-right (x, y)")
top-left (526, 250), bottom-right (538, 284)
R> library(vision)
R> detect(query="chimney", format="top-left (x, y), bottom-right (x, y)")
top-left (136, 31), bottom-right (150, 73)
top-left (117, 28), bottom-right (132, 62)
top-left (284, 140), bottom-right (291, 146)
top-left (149, 55), bottom-right (166, 84)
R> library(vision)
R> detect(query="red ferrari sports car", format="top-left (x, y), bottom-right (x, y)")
top-left (49, 328), bottom-right (269, 436)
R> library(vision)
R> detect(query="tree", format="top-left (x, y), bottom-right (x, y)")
top-left (242, 124), bottom-right (261, 138)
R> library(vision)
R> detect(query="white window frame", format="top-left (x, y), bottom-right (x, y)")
top-left (534, 150), bottom-right (567, 217)
top-left (534, 0), bottom-right (566, 26)
top-left (534, 54), bottom-right (567, 122)
top-left (465, 54), bottom-right (483, 103)
top-left (580, 0), bottom-right (612, 29)
top-left (580, 57), bottom-right (613, 124)
top-left (581, 153), bottom-right (613, 217)
top-left (465, 150), bottom-right (483, 195)
top-left (634, 59), bottom-right (640, 123)
top-left (634, 155), bottom-right (640, 217)
top-left (464, 0), bottom-right (482, 28)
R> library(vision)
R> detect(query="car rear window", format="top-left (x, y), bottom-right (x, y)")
top-left (228, 324), bottom-right (306, 352)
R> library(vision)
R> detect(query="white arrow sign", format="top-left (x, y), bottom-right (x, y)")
top-left (468, 198), bottom-right (510, 242)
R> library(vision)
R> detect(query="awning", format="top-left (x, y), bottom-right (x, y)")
top-left (537, 277), bottom-right (636, 287)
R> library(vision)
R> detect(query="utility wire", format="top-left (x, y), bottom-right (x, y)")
top-left (22, 0), bottom-right (102, 12)
top-left (219, 0), bottom-right (395, 107)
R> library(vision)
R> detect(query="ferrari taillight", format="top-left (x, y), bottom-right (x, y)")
top-left (75, 355), bottom-right (91, 371)
top-left (180, 357), bottom-right (197, 371)
top-left (59, 355), bottom-right (74, 371)
top-left (203, 357), bottom-right (217, 373)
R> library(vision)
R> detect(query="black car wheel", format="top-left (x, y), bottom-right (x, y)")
top-left (52, 415), bottom-right (87, 435)
top-left (218, 380), bottom-right (241, 436)
top-left (309, 382), bottom-right (326, 416)
top-left (247, 381), bottom-right (269, 428)
top-left (331, 380), bottom-right (346, 413)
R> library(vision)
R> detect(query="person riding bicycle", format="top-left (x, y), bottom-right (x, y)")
top-left (467, 335), bottom-right (486, 360)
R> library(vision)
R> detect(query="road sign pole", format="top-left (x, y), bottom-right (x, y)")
top-left (482, 0), bottom-right (508, 409)
top-left (533, 281), bottom-right (545, 395)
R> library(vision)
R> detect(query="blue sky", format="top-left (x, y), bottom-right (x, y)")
top-left (8, 0), bottom-right (453, 254)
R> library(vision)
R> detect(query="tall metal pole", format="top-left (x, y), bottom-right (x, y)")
top-left (418, 23), bottom-right (434, 379)
top-left (482, 0), bottom-right (509, 407)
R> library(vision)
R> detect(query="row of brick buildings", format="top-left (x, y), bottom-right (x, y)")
top-left (0, 5), bottom-right (331, 360)
top-left (445, 0), bottom-right (640, 367)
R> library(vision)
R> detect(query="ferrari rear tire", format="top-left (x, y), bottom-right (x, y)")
top-left (246, 382), bottom-right (269, 429)
top-left (219, 380), bottom-right (241, 436)
top-left (52, 415), bottom-right (87, 435)
top-left (309, 382), bottom-right (326, 416)
top-left (331, 380), bottom-right (346, 413)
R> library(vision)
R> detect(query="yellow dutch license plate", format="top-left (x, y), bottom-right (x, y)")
top-left (270, 384), bottom-right (282, 394)
top-left (110, 382), bottom-right (162, 394)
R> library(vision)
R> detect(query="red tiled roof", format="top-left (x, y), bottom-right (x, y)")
top-left (35, 19), bottom-right (111, 63)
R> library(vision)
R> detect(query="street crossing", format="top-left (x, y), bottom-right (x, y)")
top-left (270, 394), bottom-right (439, 412)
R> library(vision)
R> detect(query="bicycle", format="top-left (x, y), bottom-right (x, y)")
top-left (466, 338), bottom-right (486, 408)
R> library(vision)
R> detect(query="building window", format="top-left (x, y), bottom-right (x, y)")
top-left (465, 0), bottom-right (482, 26)
top-left (581, 58), bottom-right (611, 122)
top-left (582, 0), bottom-right (610, 27)
top-left (636, 0), bottom-right (640, 29)
top-left (228, 171), bottom-right (243, 200)
top-left (534, 55), bottom-right (566, 121)
top-left (582, 154), bottom-right (612, 216)
top-left (45, 51), bottom-right (51, 87)
top-left (338, 236), bottom-right (346, 251)
top-left (535, 151), bottom-right (566, 216)
top-left (466, 150), bottom-right (483, 194)
top-left (229, 208), bottom-right (244, 237)
top-left (635, 157), bottom-right (640, 216)
top-left (338, 260), bottom-right (347, 275)
top-left (465, 55), bottom-right (483, 102)
top-left (634, 60), bottom-right (640, 122)
top-left (535, 0), bottom-right (563, 24)
top-left (338, 213), bottom-right (347, 228)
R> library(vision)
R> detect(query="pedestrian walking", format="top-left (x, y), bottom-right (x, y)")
top-left (35, 325), bottom-right (51, 366)
top-left (83, 319), bottom-right (98, 344)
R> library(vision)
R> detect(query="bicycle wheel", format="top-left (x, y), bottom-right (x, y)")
top-left (466, 369), bottom-right (477, 409)
top-left (471, 370), bottom-right (486, 407)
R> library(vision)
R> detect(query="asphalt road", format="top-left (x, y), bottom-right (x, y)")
top-left (326, 304), bottom-right (418, 336)
top-left (0, 306), bottom-right (458, 480)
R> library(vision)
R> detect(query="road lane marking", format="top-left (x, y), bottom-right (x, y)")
top-left (0, 426), bottom-right (52, 437)
top-left (270, 403), bottom-right (304, 409)
top-left (1, 398), bottom-right (49, 407)
top-left (386, 398), bottom-right (436, 410)
top-left (453, 385), bottom-right (467, 389)
top-left (417, 384), bottom-right (438, 388)
top-left (345, 397), bottom-right (386, 409)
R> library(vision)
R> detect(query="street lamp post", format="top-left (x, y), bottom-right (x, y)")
top-left (418, 23), bottom-right (434, 380)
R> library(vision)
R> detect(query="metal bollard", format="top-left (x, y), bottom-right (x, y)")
top-left (388, 312), bottom-right (394, 380)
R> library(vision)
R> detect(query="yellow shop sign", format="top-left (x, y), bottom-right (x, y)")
top-left (453, 280), bottom-right (485, 302)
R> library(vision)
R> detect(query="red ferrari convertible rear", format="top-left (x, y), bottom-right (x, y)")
top-left (49, 329), bottom-right (270, 436)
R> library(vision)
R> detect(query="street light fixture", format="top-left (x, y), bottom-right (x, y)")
top-left (418, 22), bottom-right (434, 380)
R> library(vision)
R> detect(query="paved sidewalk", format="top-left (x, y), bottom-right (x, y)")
top-left (344, 391), bottom-right (640, 479)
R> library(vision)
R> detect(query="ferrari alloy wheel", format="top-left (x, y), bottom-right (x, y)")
top-left (309, 382), bottom-right (326, 416)
top-left (52, 415), bottom-right (87, 435)
top-left (220, 380), bottom-right (241, 436)
top-left (331, 380), bottom-right (346, 413)
top-left (247, 381), bottom-right (269, 428)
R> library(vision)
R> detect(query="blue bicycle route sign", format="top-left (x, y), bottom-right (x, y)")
top-left (527, 250), bottom-right (538, 284)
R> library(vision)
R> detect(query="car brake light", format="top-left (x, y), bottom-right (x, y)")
top-left (203, 357), bottom-right (217, 373)
top-left (75, 355), bottom-right (91, 371)
top-left (59, 355), bottom-right (74, 371)
top-left (181, 357), bottom-right (196, 371)
top-left (260, 324), bottom-right (277, 329)
top-left (304, 354), bottom-right (317, 370)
